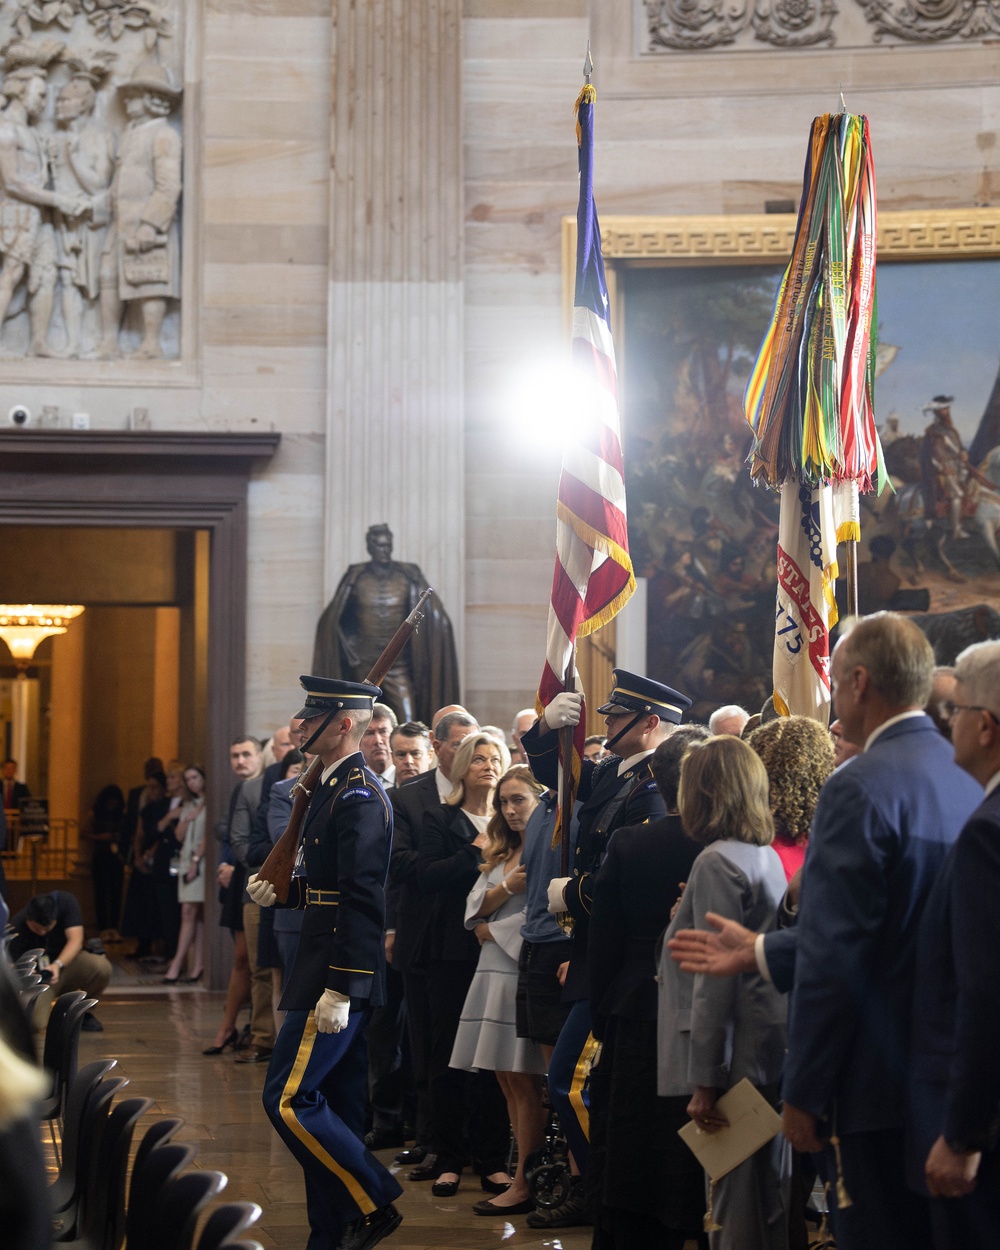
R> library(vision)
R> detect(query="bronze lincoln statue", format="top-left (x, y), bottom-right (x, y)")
top-left (312, 524), bottom-right (460, 722)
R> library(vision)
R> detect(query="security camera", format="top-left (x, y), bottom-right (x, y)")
top-left (8, 404), bottom-right (31, 427)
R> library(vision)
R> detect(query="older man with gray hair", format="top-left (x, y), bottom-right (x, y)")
top-left (708, 703), bottom-right (750, 736)
top-left (910, 639), bottom-right (1000, 1246)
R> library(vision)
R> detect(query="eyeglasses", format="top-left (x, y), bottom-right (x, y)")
top-left (943, 701), bottom-right (1000, 724)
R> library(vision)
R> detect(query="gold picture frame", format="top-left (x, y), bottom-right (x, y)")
top-left (563, 208), bottom-right (1000, 333)
top-left (563, 207), bottom-right (1000, 718)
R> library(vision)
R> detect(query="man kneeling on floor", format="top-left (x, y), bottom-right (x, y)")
top-left (9, 890), bottom-right (112, 1032)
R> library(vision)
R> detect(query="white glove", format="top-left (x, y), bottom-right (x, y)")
top-left (315, 988), bottom-right (351, 1034)
top-left (543, 691), bottom-right (583, 730)
top-left (246, 873), bottom-right (276, 907)
top-left (547, 876), bottom-right (571, 914)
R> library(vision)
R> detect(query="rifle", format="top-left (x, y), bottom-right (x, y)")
top-left (256, 587), bottom-right (434, 903)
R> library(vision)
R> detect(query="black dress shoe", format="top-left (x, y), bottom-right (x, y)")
top-left (473, 1197), bottom-right (535, 1216)
top-left (407, 1157), bottom-right (439, 1182)
top-left (394, 1145), bottom-right (426, 1165)
top-left (335, 1202), bottom-right (402, 1250)
top-left (431, 1175), bottom-right (460, 1198)
top-left (364, 1127), bottom-right (405, 1151)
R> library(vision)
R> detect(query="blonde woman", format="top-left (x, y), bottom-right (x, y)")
top-left (417, 732), bottom-right (512, 1198)
top-left (451, 765), bottom-right (547, 1216)
top-left (657, 735), bottom-right (790, 1250)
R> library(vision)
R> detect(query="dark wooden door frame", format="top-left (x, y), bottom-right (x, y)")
top-left (0, 430), bottom-right (280, 984)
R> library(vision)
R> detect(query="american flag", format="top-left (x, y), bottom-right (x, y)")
top-left (536, 85), bottom-right (635, 752)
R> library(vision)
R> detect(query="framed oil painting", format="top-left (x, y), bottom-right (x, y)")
top-left (563, 210), bottom-right (1000, 720)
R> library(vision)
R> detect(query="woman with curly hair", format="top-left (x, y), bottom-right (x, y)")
top-left (747, 716), bottom-right (835, 881)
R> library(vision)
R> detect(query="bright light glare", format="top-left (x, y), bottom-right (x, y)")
top-left (509, 359), bottom-right (596, 453)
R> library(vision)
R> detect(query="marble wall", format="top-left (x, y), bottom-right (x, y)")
top-left (2, 0), bottom-right (997, 740)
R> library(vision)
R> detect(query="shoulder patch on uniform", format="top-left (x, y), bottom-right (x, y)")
top-left (645, 780), bottom-right (658, 791)
top-left (339, 786), bottom-right (372, 802)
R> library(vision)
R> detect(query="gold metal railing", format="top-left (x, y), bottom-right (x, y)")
top-left (1, 817), bottom-right (80, 894)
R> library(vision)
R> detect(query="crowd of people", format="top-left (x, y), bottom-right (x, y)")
top-left (3, 609), bottom-right (997, 1250)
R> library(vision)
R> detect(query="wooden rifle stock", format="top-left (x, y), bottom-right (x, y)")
top-left (257, 587), bottom-right (434, 903)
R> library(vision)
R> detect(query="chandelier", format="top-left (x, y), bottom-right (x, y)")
top-left (0, 605), bottom-right (85, 669)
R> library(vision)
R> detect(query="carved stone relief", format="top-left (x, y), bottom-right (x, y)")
top-left (641, 0), bottom-right (1000, 47)
top-left (0, 0), bottom-right (181, 359)
top-left (644, 0), bottom-right (836, 50)
top-left (858, 0), bottom-right (1000, 42)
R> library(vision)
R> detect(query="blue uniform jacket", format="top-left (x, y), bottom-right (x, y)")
top-left (521, 719), bottom-right (665, 1001)
top-left (278, 751), bottom-right (393, 1011)
top-left (908, 785), bottom-right (1000, 1189)
top-left (782, 714), bottom-right (981, 1135)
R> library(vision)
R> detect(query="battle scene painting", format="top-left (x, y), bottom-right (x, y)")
top-left (620, 258), bottom-right (1000, 721)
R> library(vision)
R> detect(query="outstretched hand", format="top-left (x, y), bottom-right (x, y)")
top-left (667, 912), bottom-right (757, 976)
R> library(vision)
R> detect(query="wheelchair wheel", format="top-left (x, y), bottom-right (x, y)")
top-left (530, 1162), bottom-right (572, 1210)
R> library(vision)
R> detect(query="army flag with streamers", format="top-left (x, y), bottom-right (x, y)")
top-left (745, 112), bottom-right (880, 723)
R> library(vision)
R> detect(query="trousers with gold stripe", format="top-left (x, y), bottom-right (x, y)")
top-left (263, 1008), bottom-right (403, 1249)
top-left (547, 999), bottom-right (598, 1176)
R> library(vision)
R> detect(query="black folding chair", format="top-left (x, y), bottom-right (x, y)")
top-left (194, 1201), bottom-right (261, 1250)
top-left (149, 1170), bottom-right (227, 1250)
top-left (52, 1075), bottom-right (128, 1241)
top-left (39, 990), bottom-right (95, 1160)
top-left (50, 1059), bottom-right (118, 1214)
top-left (124, 1141), bottom-right (197, 1250)
top-left (62, 1095), bottom-right (151, 1250)
top-left (19, 979), bottom-right (48, 1027)
top-left (130, 1117), bottom-right (184, 1183)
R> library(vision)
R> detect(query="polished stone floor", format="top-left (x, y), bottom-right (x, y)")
top-left (73, 989), bottom-right (594, 1250)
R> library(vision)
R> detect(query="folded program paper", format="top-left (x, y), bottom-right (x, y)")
top-left (677, 1078), bottom-right (784, 1181)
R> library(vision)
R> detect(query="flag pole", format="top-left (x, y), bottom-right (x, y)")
top-left (558, 653), bottom-right (576, 878)
top-left (845, 539), bottom-right (859, 617)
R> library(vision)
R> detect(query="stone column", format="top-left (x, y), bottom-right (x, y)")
top-left (326, 0), bottom-right (465, 665)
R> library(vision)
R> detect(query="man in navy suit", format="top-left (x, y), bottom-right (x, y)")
top-left (910, 640), bottom-right (1000, 1248)
top-left (668, 613), bottom-right (981, 1250)
top-left (249, 676), bottom-right (402, 1250)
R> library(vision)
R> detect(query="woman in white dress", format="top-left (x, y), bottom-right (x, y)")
top-left (451, 765), bottom-right (548, 1217)
top-left (162, 765), bottom-right (207, 984)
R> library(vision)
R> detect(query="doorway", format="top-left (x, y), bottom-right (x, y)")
top-left (0, 427), bottom-right (279, 985)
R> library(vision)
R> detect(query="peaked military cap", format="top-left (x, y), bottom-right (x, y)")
top-left (596, 668), bottom-right (691, 725)
top-left (294, 675), bottom-right (382, 720)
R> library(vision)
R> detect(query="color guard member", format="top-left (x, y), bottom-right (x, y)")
top-left (249, 676), bottom-right (402, 1250)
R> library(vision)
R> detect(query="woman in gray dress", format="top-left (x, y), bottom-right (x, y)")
top-left (450, 765), bottom-right (547, 1216)
top-left (657, 735), bottom-right (791, 1250)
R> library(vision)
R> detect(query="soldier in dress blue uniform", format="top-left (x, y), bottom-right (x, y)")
top-left (249, 676), bottom-right (403, 1250)
top-left (519, 669), bottom-right (691, 1229)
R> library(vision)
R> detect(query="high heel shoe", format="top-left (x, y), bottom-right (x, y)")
top-left (202, 1028), bottom-right (238, 1055)
top-left (161, 974), bottom-right (181, 985)
top-left (184, 970), bottom-right (203, 984)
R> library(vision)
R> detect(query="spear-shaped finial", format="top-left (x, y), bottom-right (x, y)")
top-left (584, 40), bottom-right (593, 85)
